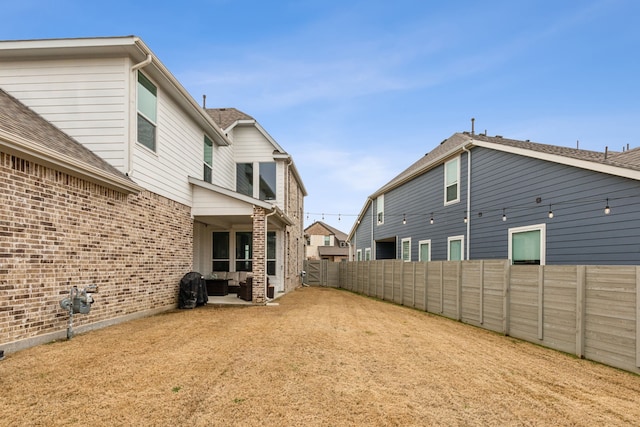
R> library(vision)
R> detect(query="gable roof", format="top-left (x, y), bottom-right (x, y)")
top-left (206, 108), bottom-right (255, 130)
top-left (304, 221), bottom-right (349, 241)
top-left (0, 88), bottom-right (140, 193)
top-left (0, 36), bottom-right (231, 147)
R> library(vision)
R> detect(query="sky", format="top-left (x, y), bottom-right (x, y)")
top-left (2, 0), bottom-right (639, 234)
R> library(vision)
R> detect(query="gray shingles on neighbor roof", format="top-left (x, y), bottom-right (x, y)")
top-left (0, 88), bottom-right (132, 183)
top-left (206, 108), bottom-right (254, 130)
top-left (376, 132), bottom-right (640, 197)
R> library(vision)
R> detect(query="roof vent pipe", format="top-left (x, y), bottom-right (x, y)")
top-left (605, 146), bottom-right (608, 159)
top-left (471, 118), bottom-right (475, 136)
top-left (203, 94), bottom-right (206, 109)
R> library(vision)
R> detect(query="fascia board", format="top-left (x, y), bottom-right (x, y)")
top-left (0, 129), bottom-right (142, 194)
top-left (472, 140), bottom-right (640, 181)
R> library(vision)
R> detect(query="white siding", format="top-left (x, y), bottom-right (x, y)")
top-left (0, 58), bottom-right (129, 169)
top-left (215, 145), bottom-right (235, 190)
top-left (232, 126), bottom-right (280, 162)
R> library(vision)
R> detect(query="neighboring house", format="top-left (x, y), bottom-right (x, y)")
top-left (348, 132), bottom-right (640, 265)
top-left (304, 221), bottom-right (349, 262)
top-left (0, 36), bottom-right (306, 354)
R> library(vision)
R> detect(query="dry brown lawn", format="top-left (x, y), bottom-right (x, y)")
top-left (1, 286), bottom-right (639, 426)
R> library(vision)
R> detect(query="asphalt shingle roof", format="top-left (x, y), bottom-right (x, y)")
top-left (0, 88), bottom-right (131, 182)
top-left (206, 108), bottom-right (254, 130)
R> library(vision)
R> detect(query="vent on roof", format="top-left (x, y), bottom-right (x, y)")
top-left (495, 135), bottom-right (503, 138)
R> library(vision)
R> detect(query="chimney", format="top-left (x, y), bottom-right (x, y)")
top-left (471, 118), bottom-right (475, 136)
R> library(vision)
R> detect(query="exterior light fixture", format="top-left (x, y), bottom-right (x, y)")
top-left (502, 208), bottom-right (507, 222)
top-left (604, 199), bottom-right (611, 215)
top-left (430, 213), bottom-right (434, 225)
top-left (463, 215), bottom-right (468, 224)
top-left (402, 214), bottom-right (407, 225)
top-left (548, 205), bottom-right (554, 219)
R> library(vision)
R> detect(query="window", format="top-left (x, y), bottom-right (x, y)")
top-left (509, 224), bottom-right (546, 265)
top-left (235, 232), bottom-right (253, 271)
top-left (212, 232), bottom-right (229, 271)
top-left (364, 248), bottom-right (371, 261)
top-left (236, 163), bottom-right (253, 197)
top-left (323, 236), bottom-right (331, 246)
top-left (444, 157), bottom-right (460, 204)
top-left (357, 249), bottom-right (362, 261)
top-left (259, 162), bottom-right (277, 201)
top-left (137, 72), bottom-right (157, 151)
top-left (376, 194), bottom-right (384, 224)
top-left (267, 231), bottom-right (276, 275)
top-left (448, 235), bottom-right (464, 261)
top-left (203, 135), bottom-right (213, 183)
top-left (401, 238), bottom-right (411, 262)
top-left (419, 240), bottom-right (431, 262)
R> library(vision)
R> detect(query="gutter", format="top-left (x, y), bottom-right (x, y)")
top-left (462, 143), bottom-right (472, 260)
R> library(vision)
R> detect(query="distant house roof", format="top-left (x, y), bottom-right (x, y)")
top-left (304, 221), bottom-right (349, 241)
top-left (0, 88), bottom-right (140, 193)
top-left (206, 108), bottom-right (254, 130)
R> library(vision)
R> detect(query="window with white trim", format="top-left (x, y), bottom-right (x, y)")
top-left (323, 235), bottom-right (331, 246)
top-left (376, 194), bottom-right (384, 225)
top-left (137, 72), bottom-right (157, 151)
top-left (444, 157), bottom-right (460, 204)
top-left (356, 249), bottom-right (362, 261)
top-left (364, 248), bottom-right (371, 261)
top-left (401, 238), bottom-right (411, 262)
top-left (203, 135), bottom-right (213, 183)
top-left (447, 235), bottom-right (464, 261)
top-left (419, 239), bottom-right (431, 262)
top-left (509, 224), bottom-right (546, 265)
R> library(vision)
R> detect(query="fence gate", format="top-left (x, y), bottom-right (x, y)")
top-left (303, 260), bottom-right (325, 285)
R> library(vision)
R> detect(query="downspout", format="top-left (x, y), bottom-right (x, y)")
top-left (127, 54), bottom-right (153, 176)
top-left (462, 144), bottom-right (471, 260)
top-left (264, 206), bottom-right (278, 301)
top-left (370, 198), bottom-right (375, 260)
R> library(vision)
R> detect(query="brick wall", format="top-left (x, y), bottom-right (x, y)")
top-left (284, 169), bottom-right (304, 293)
top-left (0, 152), bottom-right (193, 352)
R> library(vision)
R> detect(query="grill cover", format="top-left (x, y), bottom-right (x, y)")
top-left (178, 272), bottom-right (207, 309)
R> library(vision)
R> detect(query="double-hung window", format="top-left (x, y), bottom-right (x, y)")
top-left (323, 235), bottom-right (331, 246)
top-left (376, 194), bottom-right (384, 224)
top-left (444, 157), bottom-right (460, 204)
top-left (267, 231), bottom-right (276, 275)
top-left (401, 238), bottom-right (411, 262)
top-left (356, 249), bottom-right (362, 261)
top-left (212, 232), bottom-right (230, 271)
top-left (203, 135), bottom-right (213, 183)
top-left (448, 235), bottom-right (464, 261)
top-left (509, 224), bottom-right (546, 265)
top-left (137, 72), bottom-right (157, 151)
top-left (419, 240), bottom-right (431, 262)
top-left (364, 248), bottom-right (371, 261)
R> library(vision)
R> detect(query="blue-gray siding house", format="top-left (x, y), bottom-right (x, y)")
top-left (348, 132), bottom-right (640, 265)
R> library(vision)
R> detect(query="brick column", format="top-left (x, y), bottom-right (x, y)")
top-left (252, 206), bottom-right (266, 304)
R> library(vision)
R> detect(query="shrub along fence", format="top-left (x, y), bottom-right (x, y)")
top-left (338, 260), bottom-right (640, 375)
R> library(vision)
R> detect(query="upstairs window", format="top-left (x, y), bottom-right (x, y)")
top-left (401, 238), bottom-right (411, 262)
top-left (137, 72), bottom-right (157, 151)
top-left (324, 235), bottom-right (331, 246)
top-left (203, 135), bottom-right (213, 183)
top-left (236, 163), bottom-right (253, 197)
top-left (376, 194), bottom-right (384, 225)
top-left (259, 162), bottom-right (276, 201)
top-left (444, 157), bottom-right (460, 204)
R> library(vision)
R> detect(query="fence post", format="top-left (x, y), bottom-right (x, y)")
top-left (538, 265), bottom-right (544, 341)
top-left (412, 262), bottom-right (417, 308)
top-left (503, 260), bottom-right (510, 336)
top-left (576, 265), bottom-right (586, 359)
top-left (424, 261), bottom-right (429, 312)
top-left (479, 260), bottom-right (484, 325)
top-left (457, 261), bottom-right (462, 321)
top-left (636, 266), bottom-right (640, 367)
top-left (439, 261), bottom-right (444, 314)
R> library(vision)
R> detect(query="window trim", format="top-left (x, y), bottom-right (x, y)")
top-left (364, 247), bottom-right (371, 261)
top-left (508, 223), bottom-right (546, 266)
top-left (356, 249), bottom-right (363, 261)
top-left (376, 194), bottom-right (384, 225)
top-left (447, 235), bottom-right (465, 261)
top-left (204, 135), bottom-right (213, 183)
top-left (401, 237), bottom-right (411, 262)
top-left (136, 71), bottom-right (157, 152)
top-left (444, 156), bottom-right (460, 205)
top-left (418, 239), bottom-right (431, 262)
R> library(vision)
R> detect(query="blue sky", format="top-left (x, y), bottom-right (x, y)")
top-left (2, 0), bottom-right (639, 233)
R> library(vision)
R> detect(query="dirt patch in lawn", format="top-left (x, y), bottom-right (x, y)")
top-left (1, 286), bottom-right (639, 426)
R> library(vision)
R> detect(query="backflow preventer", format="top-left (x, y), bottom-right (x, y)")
top-left (59, 285), bottom-right (98, 339)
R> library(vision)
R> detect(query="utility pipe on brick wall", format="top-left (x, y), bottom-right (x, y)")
top-left (462, 143), bottom-right (472, 260)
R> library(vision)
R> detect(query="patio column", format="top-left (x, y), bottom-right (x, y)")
top-left (252, 206), bottom-right (266, 304)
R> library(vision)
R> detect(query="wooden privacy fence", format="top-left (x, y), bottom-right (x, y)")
top-left (339, 260), bottom-right (640, 375)
top-left (303, 260), bottom-right (340, 288)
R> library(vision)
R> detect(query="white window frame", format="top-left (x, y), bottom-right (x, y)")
top-left (447, 235), bottom-right (465, 261)
top-left (401, 237), bottom-right (411, 262)
top-left (444, 157), bottom-right (460, 205)
top-left (364, 247), bottom-right (371, 261)
top-left (136, 71), bottom-right (157, 152)
top-left (203, 134), bottom-right (213, 183)
top-left (376, 194), bottom-right (384, 225)
top-left (418, 239), bottom-right (431, 262)
top-left (508, 223), bottom-right (546, 265)
top-left (323, 235), bottom-right (331, 246)
top-left (356, 249), bottom-right (362, 261)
